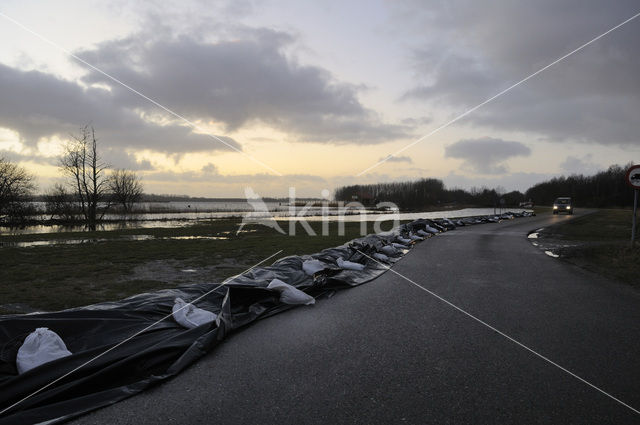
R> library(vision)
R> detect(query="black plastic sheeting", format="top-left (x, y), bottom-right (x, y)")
top-left (0, 212), bottom-right (532, 424)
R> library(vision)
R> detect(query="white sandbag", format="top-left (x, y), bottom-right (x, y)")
top-left (302, 259), bottom-right (326, 276)
top-left (336, 257), bottom-right (366, 271)
top-left (17, 328), bottom-right (72, 374)
top-left (380, 245), bottom-right (397, 256)
top-left (396, 236), bottom-right (412, 244)
top-left (267, 278), bottom-right (315, 305)
top-left (424, 225), bottom-right (440, 234)
top-left (392, 242), bottom-right (410, 249)
top-left (372, 252), bottom-right (390, 262)
top-left (416, 229), bottom-right (431, 237)
top-left (172, 298), bottom-right (217, 329)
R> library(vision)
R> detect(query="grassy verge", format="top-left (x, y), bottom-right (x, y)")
top-left (540, 209), bottom-right (640, 287)
top-left (533, 206), bottom-right (552, 215)
top-left (0, 219), bottom-right (403, 314)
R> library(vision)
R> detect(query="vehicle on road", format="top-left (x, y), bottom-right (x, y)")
top-left (552, 197), bottom-right (573, 214)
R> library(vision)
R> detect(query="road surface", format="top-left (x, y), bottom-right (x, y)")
top-left (74, 212), bottom-right (640, 424)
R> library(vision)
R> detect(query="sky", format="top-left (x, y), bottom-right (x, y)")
top-left (0, 0), bottom-right (639, 198)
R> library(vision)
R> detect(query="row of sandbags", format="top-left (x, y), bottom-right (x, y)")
top-left (16, 211), bottom-right (533, 374)
top-left (0, 211), bottom-right (533, 424)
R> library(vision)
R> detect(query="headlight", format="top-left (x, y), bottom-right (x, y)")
top-left (553, 206), bottom-right (558, 209)
top-left (566, 206), bottom-right (570, 209)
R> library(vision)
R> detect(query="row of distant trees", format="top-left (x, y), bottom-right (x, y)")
top-left (0, 125), bottom-right (142, 227)
top-left (335, 164), bottom-right (637, 210)
top-left (524, 164), bottom-right (635, 208)
top-left (334, 178), bottom-right (525, 209)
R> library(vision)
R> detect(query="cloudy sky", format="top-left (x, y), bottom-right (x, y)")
top-left (0, 0), bottom-right (639, 197)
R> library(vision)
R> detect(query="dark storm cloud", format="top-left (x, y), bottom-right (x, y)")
top-left (0, 63), bottom-right (241, 154)
top-left (0, 149), bottom-right (58, 166)
top-left (102, 149), bottom-right (155, 171)
top-left (74, 29), bottom-right (409, 144)
top-left (0, 146), bottom-right (154, 171)
top-left (398, 0), bottom-right (640, 146)
top-left (0, 25), bottom-right (408, 163)
top-left (401, 116), bottom-right (433, 126)
top-left (444, 137), bottom-right (531, 174)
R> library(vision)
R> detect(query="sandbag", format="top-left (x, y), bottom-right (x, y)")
top-left (172, 298), bottom-right (217, 329)
top-left (392, 242), bottom-right (410, 249)
top-left (336, 258), bottom-right (366, 271)
top-left (372, 252), bottom-right (390, 262)
top-left (408, 233), bottom-right (423, 241)
top-left (267, 279), bottom-right (315, 305)
top-left (396, 236), bottom-right (412, 244)
top-left (302, 259), bottom-right (327, 276)
top-left (16, 328), bottom-right (72, 374)
top-left (380, 245), bottom-right (398, 256)
top-left (417, 229), bottom-right (431, 237)
top-left (424, 225), bottom-right (440, 234)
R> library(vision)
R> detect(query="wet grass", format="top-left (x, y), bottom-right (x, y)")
top-left (533, 206), bottom-right (552, 215)
top-left (540, 209), bottom-right (640, 287)
top-left (541, 209), bottom-right (633, 241)
top-left (0, 219), bottom-right (402, 314)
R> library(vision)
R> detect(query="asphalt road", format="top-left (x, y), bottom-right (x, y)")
top-left (74, 212), bottom-right (640, 424)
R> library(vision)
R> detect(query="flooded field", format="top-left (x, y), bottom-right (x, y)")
top-left (0, 206), bottom-right (517, 236)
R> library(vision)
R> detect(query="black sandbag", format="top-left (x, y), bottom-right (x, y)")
top-left (0, 246), bottom-right (394, 424)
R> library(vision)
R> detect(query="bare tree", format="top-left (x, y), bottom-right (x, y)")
top-left (108, 169), bottom-right (143, 213)
top-left (44, 183), bottom-right (76, 221)
top-left (0, 156), bottom-right (36, 223)
top-left (60, 125), bottom-right (110, 228)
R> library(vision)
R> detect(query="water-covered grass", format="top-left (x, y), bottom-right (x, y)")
top-left (0, 219), bottom-right (401, 314)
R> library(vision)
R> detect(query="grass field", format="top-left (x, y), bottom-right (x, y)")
top-left (539, 209), bottom-right (640, 287)
top-left (0, 219), bottom-right (402, 314)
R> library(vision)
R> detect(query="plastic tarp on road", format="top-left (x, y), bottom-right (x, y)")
top-left (0, 213), bottom-right (532, 424)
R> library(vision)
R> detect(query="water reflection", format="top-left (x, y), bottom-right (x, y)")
top-left (0, 234), bottom-right (154, 248)
top-left (1, 208), bottom-right (528, 237)
top-left (0, 234), bottom-right (232, 248)
top-left (0, 220), bottom-right (197, 235)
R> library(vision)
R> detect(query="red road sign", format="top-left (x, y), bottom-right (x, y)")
top-left (625, 165), bottom-right (640, 189)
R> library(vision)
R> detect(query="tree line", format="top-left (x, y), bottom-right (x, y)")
top-left (0, 125), bottom-right (143, 227)
top-left (335, 163), bottom-right (637, 210)
top-left (524, 164), bottom-right (635, 208)
top-left (334, 178), bottom-right (526, 209)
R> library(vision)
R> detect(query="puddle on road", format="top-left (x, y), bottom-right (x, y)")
top-left (527, 228), bottom-right (576, 259)
top-left (527, 228), bottom-right (544, 239)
